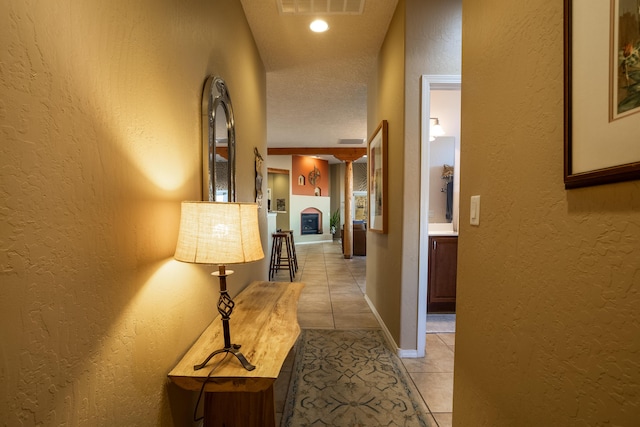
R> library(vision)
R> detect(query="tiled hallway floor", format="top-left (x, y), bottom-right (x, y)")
top-left (272, 241), bottom-right (454, 427)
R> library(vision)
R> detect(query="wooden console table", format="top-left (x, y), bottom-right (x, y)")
top-left (168, 281), bottom-right (304, 427)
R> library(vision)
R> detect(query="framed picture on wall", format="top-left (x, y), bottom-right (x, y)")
top-left (354, 192), bottom-right (368, 222)
top-left (564, 0), bottom-right (640, 188)
top-left (368, 120), bottom-right (388, 233)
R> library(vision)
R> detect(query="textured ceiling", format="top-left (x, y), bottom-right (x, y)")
top-left (240, 0), bottom-right (398, 151)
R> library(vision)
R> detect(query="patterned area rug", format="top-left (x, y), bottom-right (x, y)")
top-left (282, 329), bottom-right (433, 427)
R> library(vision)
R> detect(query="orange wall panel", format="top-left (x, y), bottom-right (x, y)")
top-left (291, 155), bottom-right (329, 196)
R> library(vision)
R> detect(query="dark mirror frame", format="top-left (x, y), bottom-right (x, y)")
top-left (202, 76), bottom-right (236, 201)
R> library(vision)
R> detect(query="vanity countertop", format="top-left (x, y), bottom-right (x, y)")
top-left (428, 223), bottom-right (458, 237)
top-left (428, 230), bottom-right (458, 237)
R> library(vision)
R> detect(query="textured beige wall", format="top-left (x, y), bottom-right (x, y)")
top-left (367, 0), bottom-right (406, 343)
top-left (367, 0), bottom-right (462, 349)
top-left (0, 0), bottom-right (266, 425)
top-left (454, 0), bottom-right (640, 424)
top-left (402, 0), bottom-right (462, 348)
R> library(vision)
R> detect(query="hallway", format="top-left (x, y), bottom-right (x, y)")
top-left (271, 241), bottom-right (455, 426)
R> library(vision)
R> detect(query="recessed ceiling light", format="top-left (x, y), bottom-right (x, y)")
top-left (310, 19), bottom-right (329, 32)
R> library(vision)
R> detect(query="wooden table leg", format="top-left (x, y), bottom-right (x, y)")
top-left (203, 385), bottom-right (275, 427)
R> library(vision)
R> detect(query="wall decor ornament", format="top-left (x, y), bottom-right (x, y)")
top-left (564, 0), bottom-right (640, 188)
top-left (254, 147), bottom-right (264, 208)
top-left (368, 120), bottom-right (388, 233)
top-left (308, 165), bottom-right (321, 186)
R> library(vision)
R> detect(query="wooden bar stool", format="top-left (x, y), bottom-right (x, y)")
top-left (269, 232), bottom-right (295, 282)
top-left (281, 230), bottom-right (298, 272)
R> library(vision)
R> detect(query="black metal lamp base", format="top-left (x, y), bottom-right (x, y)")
top-left (193, 344), bottom-right (256, 371)
top-left (193, 265), bottom-right (256, 372)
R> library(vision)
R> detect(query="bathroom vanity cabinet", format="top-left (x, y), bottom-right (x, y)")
top-left (427, 235), bottom-right (458, 313)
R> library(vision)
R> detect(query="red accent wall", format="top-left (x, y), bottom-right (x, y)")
top-left (291, 156), bottom-right (329, 196)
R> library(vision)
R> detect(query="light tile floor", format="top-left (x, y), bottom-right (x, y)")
top-left (272, 241), bottom-right (455, 427)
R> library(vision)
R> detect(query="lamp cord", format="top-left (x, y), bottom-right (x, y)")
top-left (193, 352), bottom-right (230, 423)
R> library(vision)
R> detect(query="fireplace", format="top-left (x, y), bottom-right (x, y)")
top-left (300, 207), bottom-right (323, 235)
top-left (301, 213), bottom-right (320, 235)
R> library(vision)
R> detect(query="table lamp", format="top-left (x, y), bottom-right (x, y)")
top-left (174, 201), bottom-right (264, 371)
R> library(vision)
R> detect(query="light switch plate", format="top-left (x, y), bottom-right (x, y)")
top-left (470, 195), bottom-right (480, 225)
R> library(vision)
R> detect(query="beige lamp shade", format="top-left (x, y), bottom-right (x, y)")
top-left (174, 202), bottom-right (264, 264)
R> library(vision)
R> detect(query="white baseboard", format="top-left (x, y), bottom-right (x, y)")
top-left (397, 348), bottom-right (420, 358)
top-left (364, 295), bottom-right (419, 358)
top-left (295, 239), bottom-right (332, 245)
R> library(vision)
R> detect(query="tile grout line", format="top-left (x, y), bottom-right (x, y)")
top-left (325, 244), bottom-right (337, 329)
top-left (406, 374), bottom-right (441, 427)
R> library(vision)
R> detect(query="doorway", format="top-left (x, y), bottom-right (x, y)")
top-left (417, 75), bottom-right (461, 356)
top-left (267, 169), bottom-right (290, 231)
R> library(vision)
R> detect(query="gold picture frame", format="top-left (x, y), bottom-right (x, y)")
top-left (368, 120), bottom-right (388, 233)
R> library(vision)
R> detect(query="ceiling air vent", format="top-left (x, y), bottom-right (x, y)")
top-left (338, 138), bottom-right (366, 145)
top-left (278, 0), bottom-right (365, 15)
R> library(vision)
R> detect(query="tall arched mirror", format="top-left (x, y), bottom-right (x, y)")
top-left (202, 76), bottom-right (236, 202)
